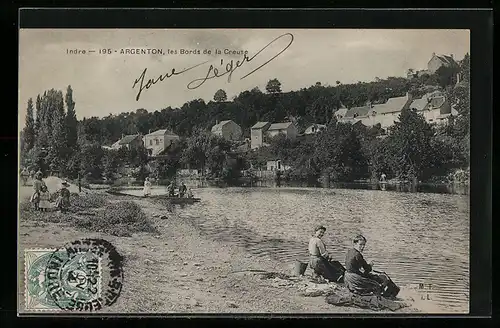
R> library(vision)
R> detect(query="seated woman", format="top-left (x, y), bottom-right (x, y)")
top-left (344, 234), bottom-right (385, 295)
top-left (55, 181), bottom-right (71, 213)
top-left (308, 225), bottom-right (345, 283)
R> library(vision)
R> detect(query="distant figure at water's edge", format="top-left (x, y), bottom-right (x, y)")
top-left (143, 177), bottom-right (152, 197)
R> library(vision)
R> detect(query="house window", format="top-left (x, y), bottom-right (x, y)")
top-left (353, 113), bottom-right (358, 118)
top-left (149, 140), bottom-right (152, 146)
top-left (155, 139), bottom-right (159, 145)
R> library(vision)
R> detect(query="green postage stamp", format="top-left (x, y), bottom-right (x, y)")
top-left (24, 248), bottom-right (102, 311)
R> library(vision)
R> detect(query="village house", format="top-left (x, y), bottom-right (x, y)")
top-left (407, 91), bottom-right (456, 124)
top-left (110, 134), bottom-right (143, 150)
top-left (211, 120), bottom-right (242, 141)
top-left (407, 52), bottom-right (460, 80)
top-left (428, 53), bottom-right (459, 74)
top-left (338, 104), bottom-right (371, 125)
top-left (304, 123), bottom-right (327, 135)
top-left (143, 129), bottom-right (180, 157)
top-left (267, 122), bottom-right (298, 140)
top-left (250, 121), bottom-right (271, 149)
top-left (359, 94), bottom-right (413, 129)
top-left (335, 90), bottom-right (456, 129)
top-left (334, 106), bottom-right (348, 121)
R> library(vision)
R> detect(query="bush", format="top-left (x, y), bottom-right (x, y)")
top-left (70, 193), bottom-right (109, 210)
top-left (92, 201), bottom-right (158, 236)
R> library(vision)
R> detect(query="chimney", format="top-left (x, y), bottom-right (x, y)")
top-left (406, 91), bottom-right (413, 102)
top-left (432, 52), bottom-right (435, 57)
top-left (148, 129), bottom-right (151, 134)
top-left (450, 54), bottom-right (454, 59)
top-left (216, 119), bottom-right (219, 125)
top-left (121, 133), bottom-right (124, 139)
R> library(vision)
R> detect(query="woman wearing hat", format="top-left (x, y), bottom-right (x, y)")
top-left (55, 181), bottom-right (71, 213)
top-left (308, 225), bottom-right (345, 283)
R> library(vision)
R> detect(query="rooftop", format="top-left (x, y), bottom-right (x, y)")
top-left (335, 108), bottom-right (348, 117)
top-left (433, 54), bottom-right (458, 66)
top-left (370, 96), bottom-right (410, 115)
top-left (344, 105), bottom-right (370, 118)
top-left (118, 134), bottom-right (141, 145)
top-left (212, 120), bottom-right (233, 128)
top-left (268, 122), bottom-right (293, 130)
top-left (251, 121), bottom-right (270, 129)
top-left (145, 129), bottom-right (178, 137)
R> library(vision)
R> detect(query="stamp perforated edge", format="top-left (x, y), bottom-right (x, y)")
top-left (23, 247), bottom-right (105, 312)
top-left (23, 248), bottom-right (59, 312)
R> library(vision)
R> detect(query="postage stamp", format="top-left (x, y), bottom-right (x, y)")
top-left (23, 238), bottom-right (123, 312)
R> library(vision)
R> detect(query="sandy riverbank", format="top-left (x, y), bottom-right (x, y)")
top-left (18, 179), bottom-right (436, 314)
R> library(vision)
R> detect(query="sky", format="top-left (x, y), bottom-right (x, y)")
top-left (18, 29), bottom-right (470, 129)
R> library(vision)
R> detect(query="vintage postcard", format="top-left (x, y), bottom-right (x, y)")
top-left (18, 28), bottom-right (470, 314)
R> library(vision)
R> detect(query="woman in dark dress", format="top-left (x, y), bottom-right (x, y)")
top-left (55, 181), bottom-right (71, 213)
top-left (344, 234), bottom-right (384, 295)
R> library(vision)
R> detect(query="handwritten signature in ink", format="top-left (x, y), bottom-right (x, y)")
top-left (132, 33), bottom-right (294, 101)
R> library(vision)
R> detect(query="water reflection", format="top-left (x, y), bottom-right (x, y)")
top-left (175, 186), bottom-right (469, 313)
top-left (124, 183), bottom-right (469, 312)
top-left (184, 179), bottom-right (468, 195)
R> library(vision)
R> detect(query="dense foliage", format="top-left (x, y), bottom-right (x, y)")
top-left (20, 53), bottom-right (469, 184)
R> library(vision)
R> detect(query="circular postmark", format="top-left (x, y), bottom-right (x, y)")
top-left (44, 238), bottom-right (124, 311)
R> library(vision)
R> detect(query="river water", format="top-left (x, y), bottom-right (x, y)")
top-left (124, 183), bottom-right (469, 313)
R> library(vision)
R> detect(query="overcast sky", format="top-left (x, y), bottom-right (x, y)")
top-left (18, 29), bottom-right (469, 129)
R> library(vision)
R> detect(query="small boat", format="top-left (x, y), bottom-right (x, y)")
top-left (163, 196), bottom-right (201, 204)
top-left (106, 189), bottom-right (200, 204)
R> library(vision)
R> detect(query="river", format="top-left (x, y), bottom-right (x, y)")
top-left (124, 183), bottom-right (469, 313)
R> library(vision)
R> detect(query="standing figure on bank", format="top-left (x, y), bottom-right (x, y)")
top-left (344, 234), bottom-right (384, 295)
top-left (20, 168), bottom-right (29, 186)
top-left (143, 177), bottom-right (152, 197)
top-left (178, 182), bottom-right (187, 198)
top-left (55, 181), bottom-right (71, 213)
top-left (30, 172), bottom-right (45, 211)
top-left (308, 225), bottom-right (345, 283)
top-left (38, 185), bottom-right (51, 212)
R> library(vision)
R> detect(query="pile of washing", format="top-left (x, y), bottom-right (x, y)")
top-left (259, 271), bottom-right (411, 312)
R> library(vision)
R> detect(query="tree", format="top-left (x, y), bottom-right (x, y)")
top-left (23, 98), bottom-right (36, 153)
top-left (65, 85), bottom-right (78, 152)
top-left (213, 89), bottom-right (228, 102)
top-left (79, 143), bottom-right (104, 180)
top-left (313, 122), bottom-right (369, 181)
top-left (47, 90), bottom-right (68, 174)
top-left (459, 53), bottom-right (470, 83)
top-left (102, 150), bottom-right (119, 182)
top-left (266, 78), bottom-right (282, 94)
top-left (385, 108), bottom-right (435, 181)
top-left (181, 131), bottom-right (231, 177)
top-left (435, 66), bottom-right (459, 88)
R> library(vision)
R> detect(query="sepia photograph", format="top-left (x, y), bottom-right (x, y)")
top-left (18, 28), bottom-right (470, 314)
